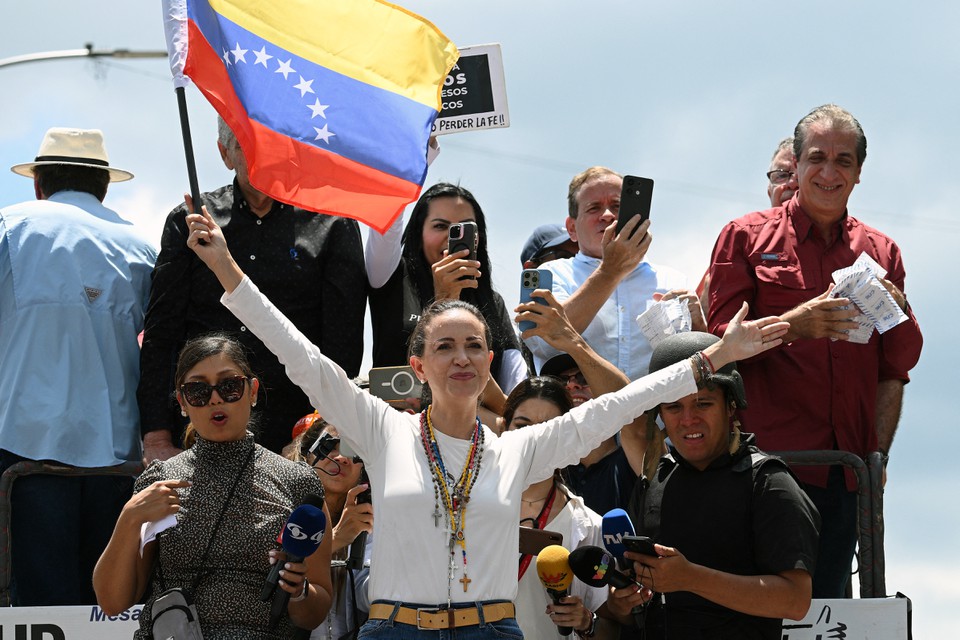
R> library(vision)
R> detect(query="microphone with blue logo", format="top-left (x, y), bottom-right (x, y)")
top-left (261, 494), bottom-right (326, 626)
top-left (601, 508), bottom-right (636, 573)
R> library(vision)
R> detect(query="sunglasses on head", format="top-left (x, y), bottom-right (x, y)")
top-left (179, 375), bottom-right (249, 407)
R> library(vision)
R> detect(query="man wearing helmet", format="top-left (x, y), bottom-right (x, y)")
top-left (606, 332), bottom-right (820, 640)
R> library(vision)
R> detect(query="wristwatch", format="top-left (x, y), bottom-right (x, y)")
top-left (576, 610), bottom-right (598, 638)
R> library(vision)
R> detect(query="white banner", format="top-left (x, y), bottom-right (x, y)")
top-left (432, 43), bottom-right (509, 135)
top-left (782, 597), bottom-right (910, 639)
top-left (0, 605), bottom-right (141, 639)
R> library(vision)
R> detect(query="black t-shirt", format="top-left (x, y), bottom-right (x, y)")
top-left (626, 436), bottom-right (820, 640)
top-left (563, 445), bottom-right (637, 517)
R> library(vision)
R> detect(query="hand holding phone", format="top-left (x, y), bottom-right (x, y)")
top-left (622, 534), bottom-right (657, 557)
top-left (617, 175), bottom-right (654, 237)
top-left (518, 268), bottom-right (554, 332)
top-left (447, 221), bottom-right (479, 281)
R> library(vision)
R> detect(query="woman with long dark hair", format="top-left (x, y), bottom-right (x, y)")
top-left (368, 183), bottom-right (525, 396)
top-left (502, 377), bottom-right (615, 639)
top-left (94, 334), bottom-right (334, 638)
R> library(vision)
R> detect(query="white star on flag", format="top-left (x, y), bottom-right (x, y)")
top-left (222, 49), bottom-right (232, 66)
top-left (313, 125), bottom-right (335, 144)
top-left (253, 46), bottom-right (273, 67)
top-left (307, 99), bottom-right (329, 119)
top-left (231, 43), bottom-right (248, 63)
top-left (293, 76), bottom-right (315, 97)
top-left (275, 59), bottom-right (295, 80)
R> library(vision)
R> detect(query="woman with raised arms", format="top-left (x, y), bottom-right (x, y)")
top-left (183, 203), bottom-right (788, 639)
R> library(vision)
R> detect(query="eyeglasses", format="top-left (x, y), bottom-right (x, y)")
top-left (766, 170), bottom-right (794, 185)
top-left (553, 370), bottom-right (589, 388)
top-left (179, 375), bottom-right (249, 407)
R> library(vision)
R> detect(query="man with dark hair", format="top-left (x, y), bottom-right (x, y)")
top-left (0, 127), bottom-right (156, 605)
top-left (607, 332), bottom-right (819, 639)
top-left (706, 104), bottom-right (923, 598)
top-left (138, 118), bottom-right (367, 460)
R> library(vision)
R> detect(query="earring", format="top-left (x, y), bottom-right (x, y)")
top-left (252, 401), bottom-right (257, 408)
top-left (181, 409), bottom-right (188, 417)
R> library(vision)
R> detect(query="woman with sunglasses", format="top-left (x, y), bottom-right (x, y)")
top-left (288, 416), bottom-right (373, 640)
top-left (183, 204), bottom-right (788, 639)
top-left (94, 334), bottom-right (334, 639)
top-left (502, 377), bottom-right (615, 640)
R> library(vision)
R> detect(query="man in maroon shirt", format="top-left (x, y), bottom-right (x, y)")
top-left (706, 104), bottom-right (922, 598)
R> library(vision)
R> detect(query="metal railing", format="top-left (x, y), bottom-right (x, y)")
top-left (770, 450), bottom-right (887, 598)
top-left (0, 460), bottom-right (143, 606)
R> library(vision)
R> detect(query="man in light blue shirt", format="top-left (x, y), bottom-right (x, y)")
top-left (0, 128), bottom-right (156, 605)
top-left (523, 166), bottom-right (697, 381)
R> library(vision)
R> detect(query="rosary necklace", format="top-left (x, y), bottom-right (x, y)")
top-left (419, 406), bottom-right (484, 604)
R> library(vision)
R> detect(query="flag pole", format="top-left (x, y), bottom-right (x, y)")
top-left (175, 86), bottom-right (203, 212)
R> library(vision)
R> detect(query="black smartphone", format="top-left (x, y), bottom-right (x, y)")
top-left (518, 268), bottom-right (554, 333)
top-left (448, 221), bottom-right (479, 281)
top-left (519, 526), bottom-right (563, 556)
top-left (622, 534), bottom-right (657, 556)
top-left (616, 175), bottom-right (654, 236)
top-left (356, 468), bottom-right (372, 505)
top-left (448, 221), bottom-right (478, 261)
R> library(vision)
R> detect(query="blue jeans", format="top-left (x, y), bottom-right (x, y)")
top-left (0, 450), bottom-right (134, 605)
top-left (359, 601), bottom-right (523, 639)
top-left (803, 465), bottom-right (858, 598)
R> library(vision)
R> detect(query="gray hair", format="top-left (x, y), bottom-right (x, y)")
top-left (769, 137), bottom-right (795, 169)
top-left (217, 116), bottom-right (239, 151)
top-left (793, 104), bottom-right (866, 166)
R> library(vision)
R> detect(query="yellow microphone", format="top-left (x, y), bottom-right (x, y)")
top-left (536, 544), bottom-right (573, 636)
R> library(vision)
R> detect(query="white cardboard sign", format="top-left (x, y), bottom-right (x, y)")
top-left (432, 43), bottom-right (509, 135)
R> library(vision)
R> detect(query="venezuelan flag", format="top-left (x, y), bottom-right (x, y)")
top-left (165, 0), bottom-right (458, 232)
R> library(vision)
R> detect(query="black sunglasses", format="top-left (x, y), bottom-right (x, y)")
top-left (180, 375), bottom-right (249, 407)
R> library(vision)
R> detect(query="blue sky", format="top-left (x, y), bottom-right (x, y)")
top-left (2, 1), bottom-right (956, 634)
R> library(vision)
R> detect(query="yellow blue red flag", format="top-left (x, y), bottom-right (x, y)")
top-left (163, 0), bottom-right (458, 232)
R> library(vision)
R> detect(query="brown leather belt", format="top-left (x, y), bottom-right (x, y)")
top-left (368, 602), bottom-right (516, 630)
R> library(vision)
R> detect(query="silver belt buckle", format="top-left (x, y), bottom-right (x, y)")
top-left (416, 607), bottom-right (439, 630)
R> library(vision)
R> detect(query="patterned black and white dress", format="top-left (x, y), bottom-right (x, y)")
top-left (134, 432), bottom-right (324, 639)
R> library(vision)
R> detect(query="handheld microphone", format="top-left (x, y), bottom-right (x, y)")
top-left (568, 545), bottom-right (636, 589)
top-left (569, 545), bottom-right (650, 632)
top-left (261, 495), bottom-right (326, 626)
top-left (601, 508), bottom-right (636, 572)
top-left (536, 544), bottom-right (574, 636)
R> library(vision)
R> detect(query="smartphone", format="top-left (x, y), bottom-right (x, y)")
top-left (518, 268), bottom-right (554, 333)
top-left (622, 534), bottom-right (657, 556)
top-left (519, 526), bottom-right (563, 556)
top-left (616, 175), bottom-right (654, 236)
top-left (448, 221), bottom-right (478, 261)
top-left (368, 365), bottom-right (422, 406)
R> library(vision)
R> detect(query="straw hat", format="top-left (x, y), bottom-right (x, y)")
top-left (11, 127), bottom-right (133, 182)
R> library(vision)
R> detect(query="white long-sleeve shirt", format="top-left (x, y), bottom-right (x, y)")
top-left (223, 276), bottom-right (695, 605)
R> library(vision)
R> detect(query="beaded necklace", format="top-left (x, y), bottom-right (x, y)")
top-left (419, 406), bottom-right (484, 604)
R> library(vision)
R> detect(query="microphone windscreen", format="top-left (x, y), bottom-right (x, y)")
top-left (601, 508), bottom-right (635, 568)
top-left (536, 544), bottom-right (573, 592)
top-left (568, 545), bottom-right (633, 589)
top-left (280, 504), bottom-right (326, 558)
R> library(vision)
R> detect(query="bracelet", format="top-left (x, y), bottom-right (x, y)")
top-left (690, 352), bottom-right (712, 384)
top-left (290, 577), bottom-right (310, 603)
top-left (576, 610), bottom-right (598, 638)
top-left (701, 351), bottom-right (716, 374)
